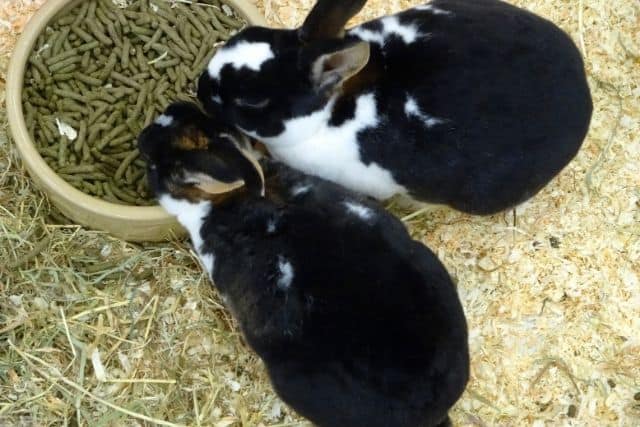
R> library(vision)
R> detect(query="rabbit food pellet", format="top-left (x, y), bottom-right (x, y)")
top-left (22, 0), bottom-right (246, 205)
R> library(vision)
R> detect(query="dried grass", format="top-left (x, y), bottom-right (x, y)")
top-left (1, 0), bottom-right (639, 426)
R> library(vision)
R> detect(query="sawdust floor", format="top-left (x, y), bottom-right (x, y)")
top-left (1, 0), bottom-right (639, 426)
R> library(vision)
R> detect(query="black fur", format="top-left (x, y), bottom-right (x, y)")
top-left (139, 102), bottom-right (470, 427)
top-left (198, 0), bottom-right (592, 215)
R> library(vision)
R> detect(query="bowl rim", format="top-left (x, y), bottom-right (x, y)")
top-left (6, 0), bottom-right (268, 240)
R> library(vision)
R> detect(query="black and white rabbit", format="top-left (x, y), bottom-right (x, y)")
top-left (138, 102), bottom-right (469, 427)
top-left (197, 0), bottom-right (592, 215)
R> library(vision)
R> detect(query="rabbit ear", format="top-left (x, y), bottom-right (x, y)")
top-left (169, 124), bottom-right (262, 200)
top-left (311, 41), bottom-right (370, 93)
top-left (299, 0), bottom-right (367, 41)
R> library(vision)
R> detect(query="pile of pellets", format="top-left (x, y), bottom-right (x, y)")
top-left (22, 0), bottom-right (245, 205)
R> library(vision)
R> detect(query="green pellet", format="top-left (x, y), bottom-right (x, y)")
top-left (88, 105), bottom-right (108, 125)
top-left (152, 6), bottom-right (180, 26)
top-left (206, 9), bottom-right (230, 33)
top-left (85, 63), bottom-right (99, 75)
top-left (109, 133), bottom-right (134, 147)
top-left (52, 27), bottom-right (71, 56)
top-left (114, 149), bottom-right (139, 181)
top-left (75, 72), bottom-right (103, 86)
top-left (144, 107), bottom-right (155, 127)
top-left (41, 117), bottom-right (58, 136)
top-left (214, 7), bottom-right (244, 29)
top-left (59, 173), bottom-right (83, 183)
top-left (124, 166), bottom-right (134, 184)
top-left (178, 4), bottom-right (207, 36)
top-left (159, 22), bottom-right (190, 52)
top-left (52, 73), bottom-right (74, 82)
top-left (114, 7), bottom-right (128, 30)
top-left (96, 4), bottom-right (115, 25)
top-left (76, 41), bottom-right (99, 54)
top-left (88, 21), bottom-right (112, 46)
top-left (71, 27), bottom-right (94, 44)
top-left (38, 117), bottom-right (54, 142)
top-left (154, 58), bottom-right (180, 69)
top-left (104, 109), bottom-right (122, 127)
top-left (96, 124), bottom-right (127, 150)
top-left (129, 22), bottom-right (155, 37)
top-left (73, 121), bottom-right (87, 153)
top-left (166, 67), bottom-right (178, 83)
top-left (110, 71), bottom-right (142, 89)
top-left (128, 168), bottom-right (145, 185)
top-left (119, 185), bottom-right (140, 201)
top-left (99, 51), bottom-right (117, 79)
top-left (182, 24), bottom-right (199, 57)
top-left (147, 64), bottom-right (161, 80)
top-left (49, 55), bottom-right (81, 73)
top-left (40, 146), bottom-right (58, 158)
top-left (109, 182), bottom-right (138, 204)
top-left (58, 164), bottom-right (96, 174)
top-left (167, 41), bottom-right (195, 61)
top-left (71, 1), bottom-right (90, 27)
top-left (105, 86), bottom-right (136, 96)
top-left (52, 88), bottom-right (86, 103)
top-left (81, 51), bottom-right (91, 69)
top-left (90, 148), bottom-right (121, 168)
top-left (143, 28), bottom-right (163, 52)
top-left (121, 37), bottom-right (131, 69)
top-left (29, 56), bottom-right (50, 78)
top-left (86, 0), bottom-right (97, 19)
top-left (58, 136), bottom-right (69, 167)
top-left (45, 48), bottom-right (78, 65)
top-left (82, 142), bottom-right (92, 162)
top-left (54, 63), bottom-right (78, 75)
top-left (106, 22), bottom-right (123, 49)
top-left (76, 172), bottom-right (109, 181)
top-left (60, 99), bottom-right (86, 113)
top-left (102, 182), bottom-right (117, 199)
top-left (88, 123), bottom-right (110, 142)
top-left (131, 84), bottom-right (148, 118)
top-left (86, 90), bottom-right (117, 104)
top-left (135, 49), bottom-right (149, 73)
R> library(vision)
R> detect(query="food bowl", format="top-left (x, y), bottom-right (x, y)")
top-left (6, 0), bottom-right (267, 242)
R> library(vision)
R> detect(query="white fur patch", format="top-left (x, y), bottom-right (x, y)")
top-left (349, 27), bottom-right (385, 46)
top-left (291, 184), bottom-right (312, 196)
top-left (404, 96), bottom-right (444, 127)
top-left (415, 3), bottom-right (452, 15)
top-left (380, 16), bottom-right (421, 44)
top-left (343, 201), bottom-right (375, 222)
top-left (277, 257), bottom-right (294, 290)
top-left (267, 218), bottom-right (277, 234)
top-left (207, 42), bottom-right (274, 79)
top-left (199, 253), bottom-right (216, 278)
top-left (154, 114), bottom-right (173, 127)
top-left (349, 16), bottom-right (423, 46)
top-left (256, 93), bottom-right (407, 200)
top-left (159, 195), bottom-right (215, 277)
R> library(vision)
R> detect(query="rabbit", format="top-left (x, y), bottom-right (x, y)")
top-left (197, 0), bottom-right (593, 215)
top-left (138, 101), bottom-right (470, 427)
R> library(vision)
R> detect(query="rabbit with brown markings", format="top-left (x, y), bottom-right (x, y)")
top-left (138, 102), bottom-right (469, 427)
top-left (198, 0), bottom-right (592, 215)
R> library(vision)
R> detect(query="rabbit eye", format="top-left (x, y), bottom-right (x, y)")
top-left (234, 98), bottom-right (270, 109)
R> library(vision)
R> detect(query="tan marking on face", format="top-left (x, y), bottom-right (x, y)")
top-left (175, 128), bottom-right (210, 151)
